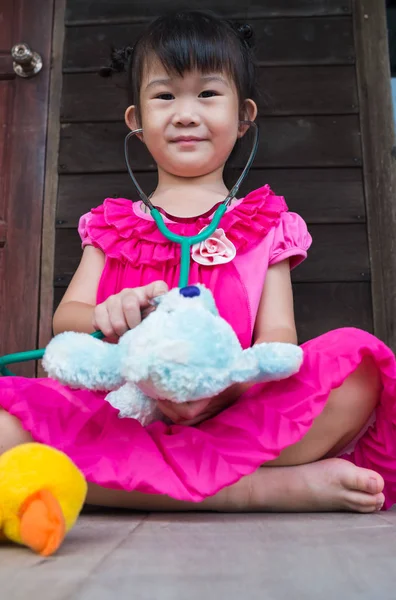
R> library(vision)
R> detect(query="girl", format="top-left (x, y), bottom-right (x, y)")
top-left (0, 10), bottom-right (394, 513)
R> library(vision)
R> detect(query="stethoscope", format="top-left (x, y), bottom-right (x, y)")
top-left (0, 121), bottom-right (259, 375)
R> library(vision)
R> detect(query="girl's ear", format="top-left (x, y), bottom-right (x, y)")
top-left (237, 99), bottom-right (258, 138)
top-left (124, 105), bottom-right (144, 142)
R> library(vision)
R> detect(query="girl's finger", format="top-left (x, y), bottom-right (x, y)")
top-left (176, 398), bottom-right (212, 420)
top-left (141, 305), bottom-right (156, 320)
top-left (130, 281), bottom-right (169, 310)
top-left (108, 296), bottom-right (129, 337)
top-left (122, 292), bottom-right (143, 330)
top-left (93, 302), bottom-right (115, 338)
top-left (156, 399), bottom-right (183, 423)
top-left (178, 411), bottom-right (214, 426)
top-left (122, 281), bottom-right (168, 330)
top-left (157, 398), bottom-right (212, 423)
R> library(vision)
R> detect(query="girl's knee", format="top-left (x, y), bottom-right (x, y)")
top-left (0, 409), bottom-right (32, 455)
top-left (351, 356), bottom-right (382, 401)
top-left (322, 356), bottom-right (381, 455)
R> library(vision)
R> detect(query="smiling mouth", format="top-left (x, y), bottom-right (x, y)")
top-left (171, 138), bottom-right (207, 143)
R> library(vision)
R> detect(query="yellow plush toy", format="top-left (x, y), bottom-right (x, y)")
top-left (0, 443), bottom-right (87, 556)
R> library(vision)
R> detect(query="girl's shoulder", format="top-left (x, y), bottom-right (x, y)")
top-left (77, 187), bottom-right (307, 262)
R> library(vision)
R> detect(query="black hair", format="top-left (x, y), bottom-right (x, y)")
top-left (100, 10), bottom-right (257, 125)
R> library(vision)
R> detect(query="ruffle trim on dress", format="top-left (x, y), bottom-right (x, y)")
top-left (78, 185), bottom-right (288, 267)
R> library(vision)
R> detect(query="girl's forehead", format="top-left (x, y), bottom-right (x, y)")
top-left (142, 62), bottom-right (234, 89)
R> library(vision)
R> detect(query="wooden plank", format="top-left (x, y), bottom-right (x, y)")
top-left (61, 66), bottom-right (359, 122)
top-left (257, 66), bottom-right (358, 114)
top-left (52, 223), bottom-right (369, 287)
top-left (0, 55), bottom-right (14, 80)
top-left (0, 220), bottom-right (6, 247)
top-left (63, 17), bottom-right (354, 72)
top-left (0, 514), bottom-right (148, 599)
top-left (0, 82), bottom-right (12, 224)
top-left (389, 6), bottom-right (396, 75)
top-left (0, 0), bottom-right (14, 224)
top-left (353, 0), bottom-right (396, 351)
top-left (0, 1), bottom-right (15, 50)
top-left (58, 116), bottom-right (362, 173)
top-left (54, 285), bottom-right (64, 309)
top-left (253, 169), bottom-right (365, 223)
top-left (38, 0), bottom-right (67, 372)
top-left (39, 513), bottom-right (396, 600)
top-left (65, 1), bottom-right (352, 23)
top-left (294, 224), bottom-right (370, 283)
top-left (4, 513), bottom-right (396, 599)
top-left (294, 282), bottom-right (373, 342)
top-left (56, 168), bottom-right (366, 227)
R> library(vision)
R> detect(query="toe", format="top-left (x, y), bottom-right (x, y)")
top-left (361, 472), bottom-right (385, 495)
top-left (347, 468), bottom-right (385, 495)
top-left (375, 492), bottom-right (385, 511)
top-left (343, 490), bottom-right (382, 513)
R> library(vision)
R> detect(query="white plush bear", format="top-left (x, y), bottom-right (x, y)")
top-left (43, 285), bottom-right (303, 425)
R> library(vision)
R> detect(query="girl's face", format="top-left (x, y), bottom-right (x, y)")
top-left (126, 60), bottom-right (257, 179)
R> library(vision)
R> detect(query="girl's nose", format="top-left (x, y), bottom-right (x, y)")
top-left (172, 105), bottom-right (201, 127)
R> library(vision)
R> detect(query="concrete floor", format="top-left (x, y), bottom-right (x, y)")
top-left (1, 509), bottom-right (395, 599)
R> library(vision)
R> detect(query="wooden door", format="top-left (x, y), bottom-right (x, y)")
top-left (0, 0), bottom-right (54, 376)
top-left (38, 0), bottom-right (396, 350)
top-left (53, 0), bottom-right (371, 344)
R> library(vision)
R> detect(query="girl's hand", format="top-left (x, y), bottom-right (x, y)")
top-left (92, 281), bottom-right (168, 338)
top-left (157, 382), bottom-right (250, 426)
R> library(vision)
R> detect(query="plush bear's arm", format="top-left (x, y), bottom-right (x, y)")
top-left (231, 343), bottom-right (303, 384)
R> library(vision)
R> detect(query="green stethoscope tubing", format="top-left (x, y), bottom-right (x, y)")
top-left (0, 122), bottom-right (259, 375)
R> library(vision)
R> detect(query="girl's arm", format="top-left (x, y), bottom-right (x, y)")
top-left (53, 245), bottom-right (168, 337)
top-left (253, 258), bottom-right (298, 345)
top-left (228, 258), bottom-right (297, 394)
top-left (52, 245), bottom-right (105, 335)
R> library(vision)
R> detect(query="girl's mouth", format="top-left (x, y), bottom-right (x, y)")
top-left (172, 138), bottom-right (207, 147)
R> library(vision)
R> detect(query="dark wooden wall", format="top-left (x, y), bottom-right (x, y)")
top-left (54, 0), bottom-right (373, 343)
top-left (388, 1), bottom-right (396, 75)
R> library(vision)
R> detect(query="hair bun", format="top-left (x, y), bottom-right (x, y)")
top-left (237, 23), bottom-right (253, 39)
top-left (235, 23), bottom-right (254, 48)
top-left (99, 45), bottom-right (133, 78)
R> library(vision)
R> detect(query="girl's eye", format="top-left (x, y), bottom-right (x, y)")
top-left (199, 90), bottom-right (218, 98)
top-left (156, 93), bottom-right (174, 100)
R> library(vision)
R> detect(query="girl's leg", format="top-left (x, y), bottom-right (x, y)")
top-left (86, 458), bottom-right (384, 513)
top-left (267, 356), bottom-right (381, 466)
top-left (0, 357), bottom-right (386, 512)
top-left (87, 357), bottom-right (385, 512)
top-left (0, 409), bottom-right (32, 453)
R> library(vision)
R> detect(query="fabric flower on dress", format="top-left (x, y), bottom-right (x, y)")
top-left (191, 228), bottom-right (236, 266)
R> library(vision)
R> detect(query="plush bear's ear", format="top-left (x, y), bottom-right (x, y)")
top-left (42, 332), bottom-right (123, 390)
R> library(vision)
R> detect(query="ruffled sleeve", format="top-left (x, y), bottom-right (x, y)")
top-left (78, 212), bottom-right (94, 248)
top-left (269, 212), bottom-right (312, 269)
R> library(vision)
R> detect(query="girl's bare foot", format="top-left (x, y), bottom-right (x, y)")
top-left (87, 458), bottom-right (385, 514)
top-left (217, 458), bottom-right (385, 513)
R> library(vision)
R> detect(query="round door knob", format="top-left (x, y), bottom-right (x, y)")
top-left (11, 43), bottom-right (43, 78)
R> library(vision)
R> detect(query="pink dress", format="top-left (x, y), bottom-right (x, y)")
top-left (1, 185), bottom-right (396, 508)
